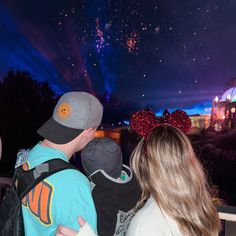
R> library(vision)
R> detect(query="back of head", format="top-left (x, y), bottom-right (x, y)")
top-left (37, 91), bottom-right (103, 144)
top-left (131, 125), bottom-right (220, 236)
top-left (81, 137), bottom-right (123, 178)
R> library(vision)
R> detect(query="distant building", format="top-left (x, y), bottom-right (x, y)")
top-left (211, 87), bottom-right (236, 131)
top-left (189, 114), bottom-right (211, 134)
top-left (95, 129), bottom-right (121, 144)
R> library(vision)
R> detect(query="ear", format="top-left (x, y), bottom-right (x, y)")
top-left (76, 128), bottom-right (96, 151)
top-left (83, 128), bottom-right (96, 138)
top-left (130, 109), bottom-right (157, 137)
top-left (170, 110), bottom-right (191, 134)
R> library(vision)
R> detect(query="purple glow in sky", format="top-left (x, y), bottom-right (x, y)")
top-left (1, 0), bottom-right (236, 114)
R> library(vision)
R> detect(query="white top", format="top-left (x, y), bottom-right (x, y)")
top-left (126, 197), bottom-right (183, 236)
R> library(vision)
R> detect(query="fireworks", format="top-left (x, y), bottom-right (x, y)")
top-left (95, 18), bottom-right (105, 52)
top-left (126, 31), bottom-right (139, 54)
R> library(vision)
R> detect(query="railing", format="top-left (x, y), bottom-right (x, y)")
top-left (217, 205), bottom-right (236, 236)
top-left (0, 177), bottom-right (12, 203)
top-left (0, 177), bottom-right (235, 236)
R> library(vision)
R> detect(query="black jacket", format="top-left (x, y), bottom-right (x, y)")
top-left (90, 165), bottom-right (141, 236)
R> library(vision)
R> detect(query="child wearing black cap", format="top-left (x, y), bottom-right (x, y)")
top-left (81, 137), bottom-right (141, 236)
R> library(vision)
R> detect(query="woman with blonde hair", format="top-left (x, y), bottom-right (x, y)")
top-left (127, 124), bottom-right (220, 236)
top-left (56, 110), bottom-right (220, 236)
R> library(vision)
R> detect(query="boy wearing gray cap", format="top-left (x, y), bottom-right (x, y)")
top-left (81, 137), bottom-right (141, 236)
top-left (14, 92), bottom-right (103, 236)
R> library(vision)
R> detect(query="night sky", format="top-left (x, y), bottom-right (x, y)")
top-left (1, 0), bottom-right (236, 114)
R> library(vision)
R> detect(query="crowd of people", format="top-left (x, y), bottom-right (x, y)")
top-left (0, 91), bottom-right (220, 236)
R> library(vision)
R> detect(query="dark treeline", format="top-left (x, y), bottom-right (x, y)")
top-left (0, 70), bottom-right (57, 170)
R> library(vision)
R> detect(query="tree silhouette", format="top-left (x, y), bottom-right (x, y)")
top-left (0, 70), bottom-right (57, 167)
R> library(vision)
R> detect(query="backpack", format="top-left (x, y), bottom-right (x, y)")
top-left (0, 158), bottom-right (77, 236)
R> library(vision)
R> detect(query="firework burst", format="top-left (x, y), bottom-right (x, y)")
top-left (126, 31), bottom-right (139, 54)
top-left (95, 18), bottom-right (105, 52)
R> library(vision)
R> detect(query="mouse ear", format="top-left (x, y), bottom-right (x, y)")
top-left (130, 109), bottom-right (158, 138)
top-left (170, 110), bottom-right (192, 134)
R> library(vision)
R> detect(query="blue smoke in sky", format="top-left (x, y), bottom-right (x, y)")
top-left (85, 0), bottom-right (118, 101)
top-left (0, 4), bottom-right (67, 93)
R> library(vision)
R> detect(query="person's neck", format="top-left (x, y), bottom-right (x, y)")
top-left (41, 139), bottom-right (74, 160)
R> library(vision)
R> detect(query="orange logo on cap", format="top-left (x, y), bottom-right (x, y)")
top-left (57, 102), bottom-right (71, 119)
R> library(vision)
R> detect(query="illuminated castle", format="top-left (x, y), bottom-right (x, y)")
top-left (211, 87), bottom-right (236, 131)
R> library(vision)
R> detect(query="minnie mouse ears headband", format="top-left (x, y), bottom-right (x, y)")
top-left (130, 108), bottom-right (191, 138)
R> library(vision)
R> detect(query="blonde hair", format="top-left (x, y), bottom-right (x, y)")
top-left (131, 125), bottom-right (220, 236)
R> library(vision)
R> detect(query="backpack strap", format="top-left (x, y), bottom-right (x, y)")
top-left (16, 159), bottom-right (77, 199)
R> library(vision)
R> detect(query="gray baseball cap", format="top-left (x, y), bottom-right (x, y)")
top-left (81, 137), bottom-right (123, 178)
top-left (37, 92), bottom-right (103, 144)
